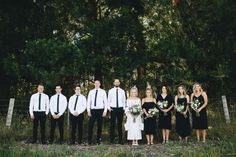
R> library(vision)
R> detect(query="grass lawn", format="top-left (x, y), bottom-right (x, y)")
top-left (0, 140), bottom-right (235, 157)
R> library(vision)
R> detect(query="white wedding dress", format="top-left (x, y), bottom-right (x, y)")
top-left (124, 98), bottom-right (144, 140)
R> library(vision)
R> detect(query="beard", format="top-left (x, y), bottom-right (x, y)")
top-left (115, 85), bottom-right (119, 87)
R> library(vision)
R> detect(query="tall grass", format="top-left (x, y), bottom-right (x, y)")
top-left (0, 98), bottom-right (235, 156)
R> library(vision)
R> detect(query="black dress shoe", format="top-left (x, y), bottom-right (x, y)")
top-left (31, 140), bottom-right (37, 144)
top-left (69, 141), bottom-right (75, 145)
top-left (58, 140), bottom-right (63, 145)
top-left (118, 142), bottom-right (124, 145)
top-left (110, 140), bottom-right (114, 144)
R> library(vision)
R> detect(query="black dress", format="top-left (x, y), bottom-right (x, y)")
top-left (192, 95), bottom-right (208, 129)
top-left (142, 102), bottom-right (157, 135)
top-left (175, 97), bottom-right (191, 138)
top-left (156, 94), bottom-right (174, 130)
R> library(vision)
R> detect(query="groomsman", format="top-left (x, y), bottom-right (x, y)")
top-left (87, 80), bottom-right (107, 145)
top-left (68, 85), bottom-right (87, 144)
top-left (108, 79), bottom-right (126, 144)
top-left (29, 84), bottom-right (49, 144)
top-left (49, 85), bottom-right (67, 144)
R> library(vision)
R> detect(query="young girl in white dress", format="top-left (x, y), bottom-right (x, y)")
top-left (124, 86), bottom-right (144, 145)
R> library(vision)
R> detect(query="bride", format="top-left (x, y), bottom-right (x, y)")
top-left (124, 86), bottom-right (144, 145)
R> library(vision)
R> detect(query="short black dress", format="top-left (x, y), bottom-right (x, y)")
top-left (175, 97), bottom-right (191, 138)
top-left (142, 102), bottom-right (157, 135)
top-left (192, 95), bottom-right (208, 129)
top-left (156, 94), bottom-right (174, 130)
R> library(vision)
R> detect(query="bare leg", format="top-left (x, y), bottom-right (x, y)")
top-left (196, 129), bottom-right (200, 142)
top-left (202, 129), bottom-right (207, 143)
top-left (132, 140), bottom-right (135, 145)
top-left (166, 129), bottom-right (170, 142)
top-left (162, 129), bottom-right (166, 143)
top-left (146, 135), bottom-right (150, 145)
top-left (150, 134), bottom-right (154, 145)
top-left (184, 137), bottom-right (188, 142)
top-left (179, 136), bottom-right (182, 142)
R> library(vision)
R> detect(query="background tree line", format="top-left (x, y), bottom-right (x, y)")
top-left (0, 0), bottom-right (235, 99)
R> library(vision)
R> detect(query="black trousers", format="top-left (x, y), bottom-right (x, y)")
top-left (33, 111), bottom-right (46, 143)
top-left (70, 113), bottom-right (84, 144)
top-left (110, 107), bottom-right (124, 143)
top-left (88, 109), bottom-right (104, 144)
top-left (50, 114), bottom-right (64, 143)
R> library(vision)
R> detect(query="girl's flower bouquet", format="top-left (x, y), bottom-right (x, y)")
top-left (176, 103), bottom-right (187, 118)
top-left (157, 101), bottom-right (168, 116)
top-left (145, 107), bottom-right (159, 119)
top-left (191, 99), bottom-right (201, 117)
top-left (129, 104), bottom-right (143, 122)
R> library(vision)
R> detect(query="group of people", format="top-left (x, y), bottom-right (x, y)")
top-left (29, 79), bottom-right (208, 145)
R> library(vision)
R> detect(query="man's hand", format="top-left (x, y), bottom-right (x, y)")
top-left (30, 115), bottom-right (34, 120)
top-left (73, 112), bottom-right (79, 116)
top-left (88, 112), bottom-right (91, 117)
top-left (53, 115), bottom-right (60, 119)
top-left (102, 112), bottom-right (107, 117)
top-left (108, 108), bottom-right (113, 112)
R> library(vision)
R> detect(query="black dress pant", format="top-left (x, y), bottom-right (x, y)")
top-left (110, 107), bottom-right (124, 143)
top-left (70, 113), bottom-right (84, 144)
top-left (33, 111), bottom-right (46, 143)
top-left (88, 109), bottom-right (104, 144)
top-left (49, 113), bottom-right (64, 143)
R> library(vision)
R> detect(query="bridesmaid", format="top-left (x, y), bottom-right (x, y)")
top-left (190, 83), bottom-right (208, 143)
top-left (174, 85), bottom-right (191, 142)
top-left (124, 86), bottom-right (144, 146)
top-left (156, 86), bottom-right (174, 143)
top-left (142, 88), bottom-right (157, 145)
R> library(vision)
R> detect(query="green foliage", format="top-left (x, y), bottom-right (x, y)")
top-left (0, 0), bottom-right (235, 97)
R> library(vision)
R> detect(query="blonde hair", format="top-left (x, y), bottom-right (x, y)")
top-left (130, 86), bottom-right (138, 97)
top-left (193, 82), bottom-right (203, 94)
top-left (145, 88), bottom-right (154, 98)
top-left (177, 85), bottom-right (187, 97)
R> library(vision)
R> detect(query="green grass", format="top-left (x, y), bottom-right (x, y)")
top-left (0, 110), bottom-right (236, 157)
top-left (0, 140), bottom-right (235, 157)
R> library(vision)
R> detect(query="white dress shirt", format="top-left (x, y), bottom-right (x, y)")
top-left (49, 93), bottom-right (67, 116)
top-left (87, 88), bottom-right (108, 112)
top-left (108, 87), bottom-right (126, 109)
top-left (68, 94), bottom-right (87, 114)
top-left (29, 92), bottom-right (49, 116)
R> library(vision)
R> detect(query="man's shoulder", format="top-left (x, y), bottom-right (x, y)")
top-left (42, 93), bottom-right (49, 97)
top-left (80, 94), bottom-right (86, 99)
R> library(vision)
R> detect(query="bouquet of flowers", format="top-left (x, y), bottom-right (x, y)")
top-left (145, 107), bottom-right (159, 119)
top-left (190, 99), bottom-right (201, 117)
top-left (129, 104), bottom-right (143, 122)
top-left (176, 103), bottom-right (187, 118)
top-left (157, 101), bottom-right (169, 116)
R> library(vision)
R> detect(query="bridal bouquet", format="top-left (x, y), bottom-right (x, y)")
top-left (157, 101), bottom-right (168, 116)
top-left (176, 103), bottom-right (187, 118)
top-left (145, 107), bottom-right (159, 119)
top-left (129, 104), bottom-right (143, 122)
top-left (191, 99), bottom-right (201, 117)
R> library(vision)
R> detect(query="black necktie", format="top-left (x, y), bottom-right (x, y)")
top-left (94, 90), bottom-right (98, 107)
top-left (74, 95), bottom-right (79, 110)
top-left (57, 95), bottom-right (60, 113)
top-left (116, 88), bottom-right (119, 108)
top-left (39, 93), bottom-right (41, 110)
